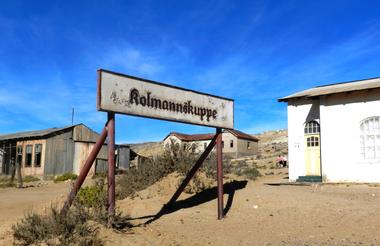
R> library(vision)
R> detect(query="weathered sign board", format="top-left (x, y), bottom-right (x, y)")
top-left (97, 69), bottom-right (234, 129)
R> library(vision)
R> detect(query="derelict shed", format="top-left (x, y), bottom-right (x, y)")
top-left (0, 124), bottom-right (116, 178)
top-left (279, 77), bottom-right (380, 183)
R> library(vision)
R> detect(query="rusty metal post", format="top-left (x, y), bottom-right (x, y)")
top-left (61, 126), bottom-right (108, 216)
top-left (107, 112), bottom-right (116, 216)
top-left (216, 128), bottom-right (224, 219)
top-left (166, 133), bottom-right (219, 207)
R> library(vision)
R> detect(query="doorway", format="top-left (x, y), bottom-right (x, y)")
top-left (304, 121), bottom-right (321, 176)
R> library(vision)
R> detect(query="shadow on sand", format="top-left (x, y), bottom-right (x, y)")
top-left (129, 180), bottom-right (248, 225)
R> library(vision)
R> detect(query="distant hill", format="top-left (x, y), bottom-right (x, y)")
top-left (253, 129), bottom-right (288, 157)
top-left (128, 141), bottom-right (164, 157)
top-left (250, 129), bottom-right (288, 169)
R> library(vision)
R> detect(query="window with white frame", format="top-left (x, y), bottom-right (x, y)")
top-left (304, 121), bottom-right (320, 134)
top-left (360, 117), bottom-right (380, 160)
top-left (306, 136), bottom-right (319, 147)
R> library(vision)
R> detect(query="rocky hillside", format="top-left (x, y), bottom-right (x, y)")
top-left (254, 129), bottom-right (288, 159)
top-left (251, 129), bottom-right (288, 169)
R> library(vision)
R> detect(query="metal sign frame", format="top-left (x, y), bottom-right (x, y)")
top-left (62, 69), bottom-right (232, 221)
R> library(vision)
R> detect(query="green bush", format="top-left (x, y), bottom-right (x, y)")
top-left (75, 179), bottom-right (131, 228)
top-left (77, 183), bottom-right (105, 208)
top-left (54, 173), bottom-right (78, 182)
top-left (75, 179), bottom-right (109, 226)
top-left (23, 176), bottom-right (40, 183)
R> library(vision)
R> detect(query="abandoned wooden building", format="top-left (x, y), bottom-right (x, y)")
top-left (279, 77), bottom-right (380, 183)
top-left (0, 124), bottom-right (132, 178)
top-left (163, 129), bottom-right (259, 158)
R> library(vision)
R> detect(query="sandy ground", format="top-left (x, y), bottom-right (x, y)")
top-left (1, 170), bottom-right (380, 245)
top-left (0, 181), bottom-right (72, 245)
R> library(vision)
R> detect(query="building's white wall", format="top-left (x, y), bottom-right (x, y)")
top-left (320, 90), bottom-right (380, 182)
top-left (287, 99), bottom-right (319, 181)
top-left (163, 136), bottom-right (211, 153)
top-left (164, 133), bottom-right (258, 157)
top-left (221, 132), bottom-right (238, 156)
top-left (163, 136), bottom-right (181, 149)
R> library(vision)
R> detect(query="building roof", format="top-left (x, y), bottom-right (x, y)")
top-left (164, 129), bottom-right (259, 142)
top-left (278, 77), bottom-right (380, 102)
top-left (224, 129), bottom-right (259, 142)
top-left (165, 132), bottom-right (215, 142)
top-left (0, 125), bottom-right (77, 142)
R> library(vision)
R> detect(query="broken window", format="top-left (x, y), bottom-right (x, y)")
top-left (16, 146), bottom-right (23, 165)
top-left (25, 145), bottom-right (32, 167)
top-left (230, 140), bottom-right (234, 148)
top-left (34, 144), bottom-right (42, 167)
top-left (360, 117), bottom-right (380, 159)
top-left (247, 141), bottom-right (251, 150)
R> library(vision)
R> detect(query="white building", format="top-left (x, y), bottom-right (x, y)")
top-left (163, 129), bottom-right (259, 158)
top-left (279, 77), bottom-right (380, 183)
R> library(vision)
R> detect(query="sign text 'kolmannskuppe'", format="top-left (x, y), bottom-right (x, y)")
top-left (97, 70), bottom-right (234, 129)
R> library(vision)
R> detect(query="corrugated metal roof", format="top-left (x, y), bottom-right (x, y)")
top-left (0, 125), bottom-right (76, 141)
top-left (278, 77), bottom-right (380, 102)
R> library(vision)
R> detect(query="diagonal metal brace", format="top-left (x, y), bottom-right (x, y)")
top-left (165, 132), bottom-right (220, 207)
top-left (60, 126), bottom-right (108, 216)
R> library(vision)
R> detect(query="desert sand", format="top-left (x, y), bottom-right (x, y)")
top-left (1, 169), bottom-right (380, 245)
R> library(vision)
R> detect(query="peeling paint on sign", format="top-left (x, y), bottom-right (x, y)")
top-left (97, 69), bottom-right (234, 129)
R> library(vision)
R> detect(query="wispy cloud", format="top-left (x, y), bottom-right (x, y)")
top-left (102, 45), bottom-right (164, 77)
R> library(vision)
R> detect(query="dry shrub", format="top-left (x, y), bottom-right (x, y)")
top-left (233, 161), bottom-right (261, 180)
top-left (201, 152), bottom-right (232, 179)
top-left (117, 139), bottom-right (199, 199)
top-left (182, 172), bottom-right (214, 194)
top-left (12, 205), bottom-right (102, 246)
top-left (13, 179), bottom-right (130, 246)
top-left (117, 139), bottom-right (261, 199)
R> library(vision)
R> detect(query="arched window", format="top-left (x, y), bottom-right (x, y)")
top-left (304, 121), bottom-right (320, 134)
top-left (360, 117), bottom-right (380, 159)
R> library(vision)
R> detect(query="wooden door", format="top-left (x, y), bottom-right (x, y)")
top-left (305, 135), bottom-right (321, 175)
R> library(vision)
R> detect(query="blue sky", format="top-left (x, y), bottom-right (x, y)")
top-left (1, 0), bottom-right (380, 143)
